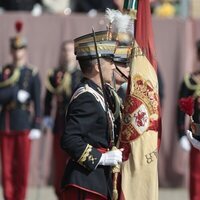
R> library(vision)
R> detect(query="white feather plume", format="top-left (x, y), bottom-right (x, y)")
top-left (105, 8), bottom-right (119, 24)
top-left (113, 12), bottom-right (132, 34)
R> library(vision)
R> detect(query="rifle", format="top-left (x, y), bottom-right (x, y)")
top-left (92, 28), bottom-right (120, 200)
top-left (92, 27), bottom-right (115, 146)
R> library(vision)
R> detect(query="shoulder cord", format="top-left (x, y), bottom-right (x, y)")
top-left (184, 74), bottom-right (200, 97)
top-left (70, 84), bottom-right (106, 111)
top-left (0, 68), bottom-right (20, 88)
top-left (45, 70), bottom-right (72, 96)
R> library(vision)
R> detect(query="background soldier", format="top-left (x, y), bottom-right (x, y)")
top-left (113, 46), bottom-right (131, 100)
top-left (43, 40), bottom-right (81, 199)
top-left (0, 21), bottom-right (41, 200)
top-left (177, 39), bottom-right (200, 200)
top-left (60, 31), bottom-right (123, 200)
top-left (104, 45), bottom-right (131, 147)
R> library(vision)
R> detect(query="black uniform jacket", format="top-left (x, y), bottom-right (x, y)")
top-left (0, 64), bottom-right (41, 131)
top-left (61, 78), bottom-right (112, 199)
top-left (44, 67), bottom-right (81, 134)
top-left (177, 71), bottom-right (200, 138)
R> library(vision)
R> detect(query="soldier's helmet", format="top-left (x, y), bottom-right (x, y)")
top-left (10, 20), bottom-right (27, 50)
top-left (74, 30), bottom-right (117, 61)
top-left (105, 8), bottom-right (133, 65)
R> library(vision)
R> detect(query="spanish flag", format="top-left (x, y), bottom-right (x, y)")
top-left (119, 0), bottom-right (160, 199)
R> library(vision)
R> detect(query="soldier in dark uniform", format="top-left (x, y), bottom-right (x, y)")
top-left (113, 46), bottom-right (131, 100)
top-left (103, 8), bottom-right (132, 104)
top-left (43, 40), bottom-right (81, 199)
top-left (0, 21), bottom-right (41, 200)
top-left (177, 39), bottom-right (200, 200)
top-left (104, 45), bottom-right (131, 146)
top-left (60, 31), bottom-right (123, 200)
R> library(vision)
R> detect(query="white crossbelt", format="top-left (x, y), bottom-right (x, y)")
top-left (69, 84), bottom-right (106, 111)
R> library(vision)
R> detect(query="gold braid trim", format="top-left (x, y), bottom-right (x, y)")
top-left (0, 68), bottom-right (20, 88)
top-left (184, 74), bottom-right (200, 97)
top-left (77, 144), bottom-right (92, 166)
top-left (45, 70), bottom-right (72, 96)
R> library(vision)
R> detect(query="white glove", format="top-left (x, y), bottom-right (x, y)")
top-left (31, 3), bottom-right (42, 16)
top-left (42, 116), bottom-right (54, 129)
top-left (17, 90), bottom-right (30, 103)
top-left (29, 129), bottom-right (41, 140)
top-left (180, 135), bottom-right (191, 151)
top-left (87, 9), bottom-right (97, 17)
top-left (186, 130), bottom-right (200, 151)
top-left (99, 149), bottom-right (122, 166)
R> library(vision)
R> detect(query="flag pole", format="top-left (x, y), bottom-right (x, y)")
top-left (118, 0), bottom-right (160, 199)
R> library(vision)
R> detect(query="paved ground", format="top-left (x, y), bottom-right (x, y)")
top-left (0, 186), bottom-right (189, 200)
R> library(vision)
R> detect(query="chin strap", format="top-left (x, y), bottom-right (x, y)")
top-left (115, 65), bottom-right (128, 81)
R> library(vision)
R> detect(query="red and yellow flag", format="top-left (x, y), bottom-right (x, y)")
top-left (119, 0), bottom-right (161, 199)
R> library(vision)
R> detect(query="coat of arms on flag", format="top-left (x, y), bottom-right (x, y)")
top-left (116, 0), bottom-right (161, 200)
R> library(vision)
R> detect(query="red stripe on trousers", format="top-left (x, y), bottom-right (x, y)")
top-left (61, 186), bottom-right (107, 200)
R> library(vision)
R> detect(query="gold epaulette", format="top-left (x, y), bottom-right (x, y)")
top-left (184, 73), bottom-right (200, 97)
top-left (45, 69), bottom-right (72, 96)
top-left (0, 67), bottom-right (20, 88)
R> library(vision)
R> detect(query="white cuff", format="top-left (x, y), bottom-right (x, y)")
top-left (180, 135), bottom-right (191, 151)
top-left (29, 129), bottom-right (41, 140)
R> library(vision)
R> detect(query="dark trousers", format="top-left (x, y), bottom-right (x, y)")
top-left (0, 131), bottom-right (31, 200)
top-left (61, 186), bottom-right (107, 200)
top-left (53, 132), bottom-right (70, 199)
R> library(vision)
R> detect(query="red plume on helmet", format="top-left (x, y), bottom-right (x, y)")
top-left (10, 20), bottom-right (27, 49)
top-left (15, 20), bottom-right (23, 33)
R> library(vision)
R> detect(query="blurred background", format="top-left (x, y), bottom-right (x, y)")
top-left (0, 0), bottom-right (200, 199)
